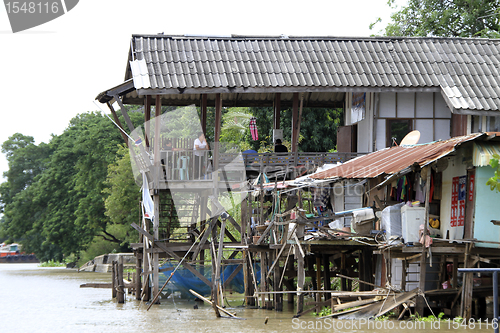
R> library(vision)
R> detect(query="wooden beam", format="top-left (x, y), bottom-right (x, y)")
top-left (255, 220), bottom-right (275, 246)
top-left (113, 95), bottom-right (135, 132)
top-left (106, 101), bottom-right (128, 145)
top-left (227, 214), bottom-right (241, 234)
top-left (222, 264), bottom-right (243, 289)
top-left (191, 216), bottom-right (218, 260)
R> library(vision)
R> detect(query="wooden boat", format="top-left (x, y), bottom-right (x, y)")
top-left (0, 243), bottom-right (38, 263)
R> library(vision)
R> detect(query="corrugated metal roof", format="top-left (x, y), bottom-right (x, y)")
top-left (311, 133), bottom-right (486, 180)
top-left (123, 35), bottom-right (500, 113)
top-left (473, 141), bottom-right (500, 166)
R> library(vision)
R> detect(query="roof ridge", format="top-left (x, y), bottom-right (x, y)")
top-left (130, 34), bottom-right (500, 43)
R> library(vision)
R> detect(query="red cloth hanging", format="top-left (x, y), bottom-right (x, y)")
top-left (249, 117), bottom-right (258, 141)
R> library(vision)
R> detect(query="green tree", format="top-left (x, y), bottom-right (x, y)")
top-left (0, 133), bottom-right (50, 208)
top-left (486, 153), bottom-right (500, 192)
top-left (0, 109), bottom-right (143, 261)
top-left (219, 108), bottom-right (253, 151)
top-left (373, 0), bottom-right (500, 38)
top-left (102, 144), bottom-right (141, 248)
top-left (248, 107), bottom-right (343, 152)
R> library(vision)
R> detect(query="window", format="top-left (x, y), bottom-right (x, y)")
top-left (387, 119), bottom-right (412, 147)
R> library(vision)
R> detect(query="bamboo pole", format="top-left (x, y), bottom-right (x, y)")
top-left (189, 289), bottom-right (245, 319)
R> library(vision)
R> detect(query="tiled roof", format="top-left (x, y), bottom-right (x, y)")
top-left (124, 34), bottom-right (500, 113)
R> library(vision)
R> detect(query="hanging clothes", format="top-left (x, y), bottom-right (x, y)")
top-left (414, 172), bottom-right (426, 203)
top-left (249, 117), bottom-right (258, 141)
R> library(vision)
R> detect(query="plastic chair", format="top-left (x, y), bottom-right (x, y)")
top-left (175, 156), bottom-right (190, 180)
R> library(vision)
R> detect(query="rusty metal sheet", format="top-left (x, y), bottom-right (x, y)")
top-left (311, 133), bottom-right (485, 180)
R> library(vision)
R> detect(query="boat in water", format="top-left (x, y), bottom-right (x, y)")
top-left (0, 243), bottom-right (38, 263)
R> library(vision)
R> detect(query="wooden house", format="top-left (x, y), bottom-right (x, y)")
top-left (95, 34), bottom-right (500, 318)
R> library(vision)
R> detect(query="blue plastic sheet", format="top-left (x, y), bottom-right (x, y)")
top-left (160, 262), bottom-right (261, 297)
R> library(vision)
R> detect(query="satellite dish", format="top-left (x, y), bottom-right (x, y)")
top-left (400, 130), bottom-right (421, 146)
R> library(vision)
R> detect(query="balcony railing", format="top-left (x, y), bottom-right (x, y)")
top-left (155, 150), bottom-right (364, 182)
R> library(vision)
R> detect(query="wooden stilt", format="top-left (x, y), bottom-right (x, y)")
top-left (461, 243), bottom-right (474, 320)
top-left (401, 259), bottom-right (407, 292)
top-left (297, 246), bottom-right (305, 314)
top-left (112, 261), bottom-right (117, 298)
top-left (316, 256), bottom-right (322, 312)
top-left (287, 256), bottom-right (295, 304)
top-left (416, 167), bottom-right (432, 316)
top-left (323, 255), bottom-right (331, 300)
top-left (136, 254), bottom-right (142, 300)
top-left (117, 256), bottom-right (125, 303)
top-left (260, 251), bottom-right (267, 308)
top-left (341, 253), bottom-right (347, 291)
top-left (274, 251), bottom-right (283, 311)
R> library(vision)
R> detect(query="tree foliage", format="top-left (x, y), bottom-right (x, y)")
top-left (0, 109), bottom-right (143, 261)
top-left (373, 0), bottom-right (500, 38)
top-left (486, 153), bottom-right (500, 192)
top-left (248, 106), bottom-right (343, 152)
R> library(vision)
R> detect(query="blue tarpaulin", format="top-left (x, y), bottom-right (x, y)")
top-left (160, 262), bottom-right (261, 297)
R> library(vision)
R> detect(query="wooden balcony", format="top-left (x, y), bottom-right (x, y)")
top-left (148, 150), bottom-right (364, 191)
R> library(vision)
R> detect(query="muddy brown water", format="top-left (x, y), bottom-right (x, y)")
top-left (0, 263), bottom-right (494, 332)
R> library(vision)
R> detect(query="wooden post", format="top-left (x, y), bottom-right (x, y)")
top-left (453, 257), bottom-right (458, 288)
top-left (136, 253), bottom-right (142, 300)
top-left (260, 251), bottom-right (267, 308)
top-left (323, 255), bottom-right (331, 299)
top-left (291, 93), bottom-right (299, 152)
top-left (462, 243), bottom-right (474, 320)
top-left (274, 250), bottom-right (283, 311)
top-left (213, 218), bottom-right (226, 308)
top-left (401, 259), bottom-right (407, 292)
top-left (359, 248), bottom-right (373, 291)
top-left (243, 249), bottom-right (253, 306)
top-left (287, 256), bottom-right (295, 304)
top-left (274, 93), bottom-right (281, 130)
top-left (416, 166), bottom-right (432, 316)
top-left (316, 256), bottom-right (322, 312)
top-left (151, 96), bottom-right (161, 304)
top-left (201, 94), bottom-right (207, 135)
top-left (340, 253), bottom-right (347, 291)
top-left (144, 95), bottom-right (151, 148)
top-left (112, 261), bottom-right (117, 298)
top-left (296, 247), bottom-right (305, 314)
top-left (117, 256), bottom-right (125, 303)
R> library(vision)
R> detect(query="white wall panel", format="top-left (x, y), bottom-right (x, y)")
top-left (416, 92), bottom-right (433, 118)
top-left (435, 93), bottom-right (452, 118)
top-left (376, 119), bottom-right (386, 150)
top-left (415, 119), bottom-right (434, 143)
top-left (379, 92), bottom-right (396, 117)
top-left (397, 92), bottom-right (414, 118)
top-left (435, 119), bottom-right (451, 141)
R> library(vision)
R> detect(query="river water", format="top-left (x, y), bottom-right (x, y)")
top-left (1, 263), bottom-right (494, 333)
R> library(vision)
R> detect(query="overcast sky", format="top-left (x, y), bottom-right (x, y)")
top-left (0, 0), bottom-right (404, 183)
